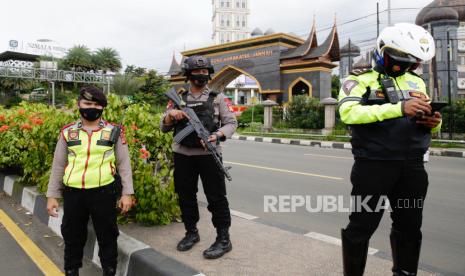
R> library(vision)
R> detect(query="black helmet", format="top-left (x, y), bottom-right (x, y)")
top-left (181, 55), bottom-right (214, 77)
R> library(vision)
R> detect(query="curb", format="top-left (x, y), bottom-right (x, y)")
top-left (0, 173), bottom-right (203, 276)
top-left (232, 134), bottom-right (465, 159)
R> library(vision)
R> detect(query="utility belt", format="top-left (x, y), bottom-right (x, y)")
top-left (63, 181), bottom-right (119, 195)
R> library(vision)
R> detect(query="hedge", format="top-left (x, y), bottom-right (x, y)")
top-left (0, 94), bottom-right (179, 225)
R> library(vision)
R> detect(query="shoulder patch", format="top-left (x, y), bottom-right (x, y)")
top-left (342, 80), bottom-right (360, 96)
top-left (61, 122), bottom-right (76, 132)
top-left (349, 68), bottom-right (372, 76)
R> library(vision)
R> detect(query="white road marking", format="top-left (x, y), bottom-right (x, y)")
top-left (224, 161), bottom-right (344, 180)
top-left (304, 232), bottom-right (379, 255)
top-left (303, 153), bottom-right (353, 160)
top-left (230, 209), bottom-right (258, 220)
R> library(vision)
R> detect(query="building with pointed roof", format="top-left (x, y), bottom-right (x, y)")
top-left (416, 0), bottom-right (465, 99)
top-left (169, 19), bottom-right (340, 103)
top-left (167, 54), bottom-right (182, 76)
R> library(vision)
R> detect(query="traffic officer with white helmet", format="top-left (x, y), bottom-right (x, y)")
top-left (338, 23), bottom-right (441, 276)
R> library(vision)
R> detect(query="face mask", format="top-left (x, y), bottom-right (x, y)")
top-left (190, 74), bottom-right (210, 87)
top-left (79, 108), bottom-right (103, 121)
top-left (384, 53), bottom-right (414, 77)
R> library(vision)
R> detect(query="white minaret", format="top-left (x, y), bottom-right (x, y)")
top-left (212, 0), bottom-right (251, 44)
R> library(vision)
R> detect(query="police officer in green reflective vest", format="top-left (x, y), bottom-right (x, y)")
top-left (46, 86), bottom-right (134, 276)
top-left (338, 23), bottom-right (441, 276)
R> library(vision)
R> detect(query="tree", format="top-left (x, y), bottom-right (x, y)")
top-left (137, 69), bottom-right (170, 105)
top-left (64, 45), bottom-right (93, 71)
top-left (112, 74), bottom-right (143, 96)
top-left (331, 75), bottom-right (340, 99)
top-left (93, 47), bottom-right (122, 73)
top-left (124, 65), bottom-right (146, 77)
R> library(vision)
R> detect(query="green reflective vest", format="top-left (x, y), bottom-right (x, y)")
top-left (62, 121), bottom-right (116, 189)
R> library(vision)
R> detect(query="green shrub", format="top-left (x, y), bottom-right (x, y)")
top-left (285, 95), bottom-right (324, 129)
top-left (238, 104), bottom-right (264, 126)
top-left (441, 100), bottom-right (465, 133)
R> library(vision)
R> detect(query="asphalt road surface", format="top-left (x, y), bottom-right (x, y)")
top-left (198, 140), bottom-right (465, 276)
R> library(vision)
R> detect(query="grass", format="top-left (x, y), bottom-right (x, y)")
top-left (237, 129), bottom-right (465, 149)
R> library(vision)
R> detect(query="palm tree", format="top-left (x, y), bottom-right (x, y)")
top-left (93, 47), bottom-right (122, 73)
top-left (64, 45), bottom-right (93, 71)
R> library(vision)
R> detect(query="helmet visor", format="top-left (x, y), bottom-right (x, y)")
top-left (383, 47), bottom-right (419, 63)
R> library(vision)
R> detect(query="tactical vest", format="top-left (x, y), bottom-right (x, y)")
top-left (346, 70), bottom-right (431, 160)
top-left (62, 121), bottom-right (117, 189)
top-left (174, 91), bottom-right (219, 148)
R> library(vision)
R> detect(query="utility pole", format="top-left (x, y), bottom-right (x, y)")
top-left (387, 0), bottom-right (392, 26)
top-left (348, 39), bottom-right (352, 73)
top-left (446, 29), bottom-right (453, 140)
top-left (377, 2), bottom-right (380, 37)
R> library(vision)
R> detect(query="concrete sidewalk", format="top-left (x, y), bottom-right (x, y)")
top-left (120, 205), bottom-right (436, 276)
top-left (231, 134), bottom-right (465, 159)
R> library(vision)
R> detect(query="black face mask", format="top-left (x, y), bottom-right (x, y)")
top-left (190, 74), bottom-right (210, 87)
top-left (383, 53), bottom-right (415, 78)
top-left (79, 108), bottom-right (103, 121)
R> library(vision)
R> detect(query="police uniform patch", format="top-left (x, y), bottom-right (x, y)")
top-left (406, 81), bottom-right (419, 90)
top-left (68, 129), bottom-right (79, 140)
top-left (375, 91), bottom-right (385, 98)
top-left (342, 80), bottom-right (359, 95)
top-left (408, 91), bottom-right (427, 99)
top-left (101, 130), bottom-right (111, 140)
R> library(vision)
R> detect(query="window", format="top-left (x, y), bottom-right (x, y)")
top-left (221, 33), bottom-right (225, 44)
top-left (226, 0), bottom-right (230, 8)
top-left (236, 15), bottom-right (240, 27)
top-left (242, 16), bottom-right (246, 27)
top-left (221, 14), bottom-right (225, 27)
top-left (242, 1), bottom-right (246, 8)
top-left (236, 1), bottom-right (240, 8)
top-left (221, 1), bottom-right (224, 7)
top-left (226, 14), bottom-right (230, 27)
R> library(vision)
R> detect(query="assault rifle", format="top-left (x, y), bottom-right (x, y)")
top-left (164, 88), bottom-right (232, 181)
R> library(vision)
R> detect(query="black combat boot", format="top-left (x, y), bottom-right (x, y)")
top-left (341, 229), bottom-right (369, 276)
top-left (203, 228), bottom-right (232, 259)
top-left (102, 266), bottom-right (116, 276)
top-left (65, 268), bottom-right (79, 276)
top-left (177, 228), bottom-right (200, 251)
top-left (390, 229), bottom-right (422, 276)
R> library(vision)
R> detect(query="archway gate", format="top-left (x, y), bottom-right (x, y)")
top-left (168, 20), bottom-right (340, 103)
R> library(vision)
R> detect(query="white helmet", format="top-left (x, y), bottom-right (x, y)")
top-left (376, 23), bottom-right (435, 63)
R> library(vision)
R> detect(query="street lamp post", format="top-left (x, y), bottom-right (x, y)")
top-left (446, 30), bottom-right (453, 140)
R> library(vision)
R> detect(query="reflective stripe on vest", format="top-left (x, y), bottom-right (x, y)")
top-left (62, 122), bottom-right (116, 189)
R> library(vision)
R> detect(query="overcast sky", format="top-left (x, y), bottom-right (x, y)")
top-left (1, 0), bottom-right (433, 73)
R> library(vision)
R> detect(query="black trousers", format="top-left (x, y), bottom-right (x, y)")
top-left (61, 184), bottom-right (119, 270)
top-left (174, 152), bottom-right (231, 230)
top-left (344, 159), bottom-right (429, 243)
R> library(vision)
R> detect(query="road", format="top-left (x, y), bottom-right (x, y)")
top-left (198, 140), bottom-right (465, 275)
top-left (0, 193), bottom-right (100, 276)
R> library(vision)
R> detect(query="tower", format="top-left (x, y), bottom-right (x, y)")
top-left (212, 0), bottom-right (251, 44)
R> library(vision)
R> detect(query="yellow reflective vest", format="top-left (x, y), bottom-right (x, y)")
top-left (338, 69), bottom-right (441, 160)
top-left (61, 121), bottom-right (117, 189)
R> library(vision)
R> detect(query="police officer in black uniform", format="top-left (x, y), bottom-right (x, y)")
top-left (160, 56), bottom-right (238, 259)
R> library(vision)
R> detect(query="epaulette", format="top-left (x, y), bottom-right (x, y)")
top-left (60, 122), bottom-right (76, 132)
top-left (349, 68), bottom-right (372, 76)
top-left (407, 71), bottom-right (422, 79)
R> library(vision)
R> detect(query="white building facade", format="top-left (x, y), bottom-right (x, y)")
top-left (212, 0), bottom-right (251, 44)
